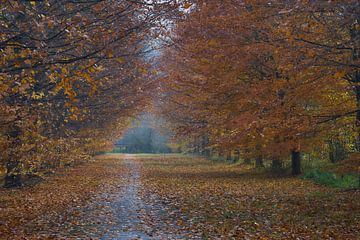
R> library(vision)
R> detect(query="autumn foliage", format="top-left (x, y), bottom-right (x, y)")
top-left (158, 0), bottom-right (360, 174)
top-left (0, 0), bottom-right (179, 187)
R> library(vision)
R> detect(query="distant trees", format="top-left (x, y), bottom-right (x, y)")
top-left (116, 127), bottom-right (171, 153)
top-left (115, 114), bottom-right (172, 153)
top-left (158, 1), bottom-right (359, 174)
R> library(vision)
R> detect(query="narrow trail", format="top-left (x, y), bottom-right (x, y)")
top-left (101, 155), bottom-right (188, 240)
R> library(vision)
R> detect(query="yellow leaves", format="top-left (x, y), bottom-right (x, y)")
top-left (30, 1), bottom-right (36, 6)
top-left (31, 91), bottom-right (45, 100)
top-left (69, 114), bottom-right (78, 121)
top-left (82, 72), bottom-right (92, 82)
top-left (116, 57), bottom-right (125, 64)
top-left (106, 49), bottom-right (114, 58)
top-left (69, 106), bottom-right (79, 114)
top-left (138, 67), bottom-right (148, 75)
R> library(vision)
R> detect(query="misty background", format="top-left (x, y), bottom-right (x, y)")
top-left (112, 113), bottom-right (176, 153)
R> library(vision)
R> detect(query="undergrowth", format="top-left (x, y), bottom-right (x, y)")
top-left (303, 169), bottom-right (359, 189)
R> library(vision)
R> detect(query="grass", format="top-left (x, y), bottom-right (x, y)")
top-left (303, 169), bottom-right (359, 189)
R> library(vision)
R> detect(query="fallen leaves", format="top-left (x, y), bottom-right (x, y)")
top-left (1, 154), bottom-right (359, 239)
top-left (139, 155), bottom-right (360, 239)
top-left (0, 155), bottom-right (128, 239)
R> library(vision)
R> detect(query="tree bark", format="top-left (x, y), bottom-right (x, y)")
top-left (226, 151), bottom-right (232, 162)
top-left (4, 127), bottom-right (22, 188)
top-left (350, 72), bottom-right (360, 151)
top-left (204, 148), bottom-right (210, 158)
top-left (355, 83), bottom-right (360, 151)
top-left (4, 160), bottom-right (22, 188)
top-left (234, 149), bottom-right (241, 162)
top-left (291, 150), bottom-right (301, 175)
top-left (255, 155), bottom-right (264, 168)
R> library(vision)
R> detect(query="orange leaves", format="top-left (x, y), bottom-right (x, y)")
top-left (158, 0), bottom-right (359, 159)
top-left (182, 3), bottom-right (192, 9)
top-left (93, 3), bottom-right (104, 12)
top-left (140, 155), bottom-right (360, 239)
top-left (0, 156), bottom-right (128, 238)
top-left (334, 71), bottom-right (346, 79)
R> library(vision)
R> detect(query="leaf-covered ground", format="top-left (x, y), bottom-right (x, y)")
top-left (1, 154), bottom-right (359, 239)
top-left (0, 155), bottom-right (129, 239)
top-left (0, 154), bottom-right (194, 239)
top-left (139, 155), bottom-right (360, 239)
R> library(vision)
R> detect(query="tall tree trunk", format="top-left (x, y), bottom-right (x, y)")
top-left (226, 151), bottom-right (232, 162)
top-left (4, 127), bottom-right (22, 188)
top-left (234, 149), bottom-right (241, 162)
top-left (255, 155), bottom-right (264, 168)
top-left (4, 160), bottom-right (21, 188)
top-left (204, 148), bottom-right (210, 158)
top-left (291, 150), bottom-right (301, 175)
top-left (355, 78), bottom-right (360, 151)
top-left (255, 143), bottom-right (263, 168)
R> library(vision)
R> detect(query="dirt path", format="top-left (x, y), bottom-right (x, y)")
top-left (101, 155), bottom-right (191, 240)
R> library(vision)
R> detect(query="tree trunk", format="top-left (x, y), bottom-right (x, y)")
top-left (352, 73), bottom-right (360, 151)
top-left (226, 151), bottom-right (232, 162)
top-left (4, 160), bottom-right (22, 188)
top-left (234, 149), bottom-right (241, 162)
top-left (4, 127), bottom-right (22, 188)
top-left (291, 150), bottom-right (301, 175)
top-left (255, 155), bottom-right (264, 168)
top-left (194, 144), bottom-right (199, 155)
top-left (204, 148), bottom-right (210, 158)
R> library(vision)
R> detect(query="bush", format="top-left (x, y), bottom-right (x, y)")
top-left (303, 169), bottom-right (359, 189)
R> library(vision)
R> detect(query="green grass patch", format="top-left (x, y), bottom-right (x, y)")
top-left (303, 169), bottom-right (359, 189)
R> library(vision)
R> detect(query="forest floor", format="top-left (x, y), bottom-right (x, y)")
top-left (0, 154), bottom-right (359, 239)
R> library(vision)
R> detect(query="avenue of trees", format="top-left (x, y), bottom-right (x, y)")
top-left (157, 0), bottom-right (360, 175)
top-left (1, 0), bottom-right (359, 188)
top-left (0, 0), bottom-right (180, 187)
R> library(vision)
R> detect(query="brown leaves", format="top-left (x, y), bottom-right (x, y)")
top-left (140, 155), bottom-right (360, 239)
top-left (0, 156), bottom-right (128, 239)
top-left (158, 0), bottom-right (358, 159)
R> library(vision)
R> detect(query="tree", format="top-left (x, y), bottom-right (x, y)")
top-left (0, 0), bottom-right (178, 187)
top-left (157, 0), bottom-right (358, 175)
